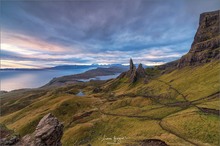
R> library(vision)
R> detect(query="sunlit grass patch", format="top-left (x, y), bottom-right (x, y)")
top-left (162, 107), bottom-right (220, 145)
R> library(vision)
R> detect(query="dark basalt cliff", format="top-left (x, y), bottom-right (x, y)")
top-left (178, 10), bottom-right (220, 67)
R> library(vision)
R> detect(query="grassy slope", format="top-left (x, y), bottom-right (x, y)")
top-left (116, 60), bottom-right (219, 102)
top-left (0, 61), bottom-right (219, 146)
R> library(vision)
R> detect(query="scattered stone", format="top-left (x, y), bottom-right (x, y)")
top-left (93, 87), bottom-right (102, 93)
top-left (1, 135), bottom-right (20, 146)
top-left (0, 124), bottom-right (19, 146)
top-left (0, 125), bottom-right (13, 140)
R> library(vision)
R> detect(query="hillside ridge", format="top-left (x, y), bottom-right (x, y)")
top-left (178, 10), bottom-right (220, 67)
top-left (0, 10), bottom-right (219, 146)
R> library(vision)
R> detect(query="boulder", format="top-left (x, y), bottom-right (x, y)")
top-left (1, 135), bottom-right (20, 145)
top-left (18, 113), bottom-right (63, 146)
top-left (34, 113), bottom-right (63, 146)
top-left (92, 87), bottom-right (102, 93)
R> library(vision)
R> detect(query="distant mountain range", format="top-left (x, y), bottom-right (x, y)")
top-left (0, 64), bottom-right (112, 71)
top-left (0, 64), bottom-right (148, 71)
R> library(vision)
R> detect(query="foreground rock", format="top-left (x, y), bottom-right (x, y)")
top-left (0, 124), bottom-right (20, 146)
top-left (178, 10), bottom-right (220, 67)
top-left (18, 113), bottom-right (63, 146)
top-left (125, 139), bottom-right (168, 146)
top-left (139, 139), bottom-right (168, 146)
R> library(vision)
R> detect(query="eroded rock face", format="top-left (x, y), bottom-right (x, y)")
top-left (0, 135), bottom-right (20, 146)
top-left (125, 59), bottom-right (137, 83)
top-left (178, 10), bottom-right (220, 67)
top-left (126, 59), bottom-right (136, 77)
top-left (19, 113), bottom-right (63, 146)
top-left (136, 64), bottom-right (146, 78)
top-left (119, 59), bottom-right (146, 83)
top-left (35, 113), bottom-right (63, 146)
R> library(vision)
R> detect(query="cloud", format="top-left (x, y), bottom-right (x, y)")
top-left (1, 0), bottom-right (220, 68)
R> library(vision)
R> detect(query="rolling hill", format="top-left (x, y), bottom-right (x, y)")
top-left (0, 10), bottom-right (219, 146)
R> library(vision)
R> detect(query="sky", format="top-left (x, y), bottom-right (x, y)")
top-left (1, 0), bottom-right (220, 68)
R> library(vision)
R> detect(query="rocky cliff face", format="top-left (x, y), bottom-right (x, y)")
top-left (126, 59), bottom-right (137, 83)
top-left (17, 113), bottom-right (63, 146)
top-left (178, 10), bottom-right (220, 67)
top-left (136, 64), bottom-right (146, 78)
top-left (119, 59), bottom-right (146, 83)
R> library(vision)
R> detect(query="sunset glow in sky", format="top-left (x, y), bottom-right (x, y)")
top-left (1, 0), bottom-right (220, 68)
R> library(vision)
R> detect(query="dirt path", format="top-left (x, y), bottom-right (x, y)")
top-left (155, 79), bottom-right (220, 116)
top-left (191, 91), bottom-right (220, 103)
top-left (156, 79), bottom-right (188, 101)
top-left (158, 120), bottom-right (198, 146)
top-left (93, 79), bottom-right (219, 145)
top-left (97, 104), bottom-right (199, 145)
top-left (100, 79), bottom-right (218, 145)
top-left (98, 108), bottom-right (160, 120)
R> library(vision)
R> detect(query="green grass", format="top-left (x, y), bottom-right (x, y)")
top-left (145, 67), bottom-right (162, 77)
top-left (0, 61), bottom-right (219, 146)
top-left (162, 107), bottom-right (220, 145)
top-left (51, 96), bottom-right (100, 125)
top-left (62, 122), bottom-right (95, 146)
top-left (197, 98), bottom-right (220, 110)
top-left (19, 115), bottom-right (43, 136)
top-left (130, 61), bottom-right (220, 103)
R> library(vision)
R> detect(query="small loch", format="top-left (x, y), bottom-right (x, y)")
top-left (76, 90), bottom-right (85, 96)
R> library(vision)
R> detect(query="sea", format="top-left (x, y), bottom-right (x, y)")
top-left (0, 68), bottom-right (119, 91)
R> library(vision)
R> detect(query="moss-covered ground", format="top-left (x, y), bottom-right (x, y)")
top-left (0, 61), bottom-right (219, 145)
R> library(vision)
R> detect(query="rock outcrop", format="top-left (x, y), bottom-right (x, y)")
top-left (126, 58), bottom-right (137, 81)
top-left (4, 136), bottom-right (20, 145)
top-left (119, 59), bottom-right (146, 83)
top-left (18, 113), bottom-right (63, 146)
top-left (136, 64), bottom-right (146, 78)
top-left (178, 10), bottom-right (220, 67)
